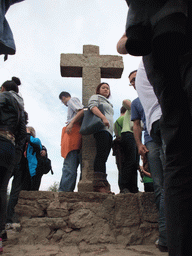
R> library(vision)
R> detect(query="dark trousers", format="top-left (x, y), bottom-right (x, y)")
top-left (22, 169), bottom-right (43, 191)
top-left (144, 183), bottom-right (154, 192)
top-left (0, 139), bottom-right (15, 232)
top-left (31, 172), bottom-right (43, 190)
top-left (94, 131), bottom-right (112, 174)
top-left (119, 132), bottom-right (138, 193)
top-left (6, 156), bottom-right (27, 223)
top-left (143, 16), bottom-right (192, 254)
top-left (21, 159), bottom-right (43, 191)
top-left (0, 167), bottom-right (11, 232)
top-left (6, 164), bottom-right (22, 223)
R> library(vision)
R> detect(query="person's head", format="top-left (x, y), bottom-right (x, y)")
top-left (1, 77), bottom-right (21, 93)
top-left (96, 82), bottom-right (110, 98)
top-left (128, 70), bottom-right (137, 89)
top-left (120, 106), bottom-right (126, 115)
top-left (26, 126), bottom-right (36, 137)
top-left (59, 91), bottom-right (71, 105)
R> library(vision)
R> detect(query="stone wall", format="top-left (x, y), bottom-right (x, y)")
top-left (15, 191), bottom-right (159, 246)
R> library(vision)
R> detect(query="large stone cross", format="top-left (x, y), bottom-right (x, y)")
top-left (60, 45), bottom-right (123, 192)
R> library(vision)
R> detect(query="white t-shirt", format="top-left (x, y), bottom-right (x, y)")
top-left (135, 60), bottom-right (162, 135)
top-left (66, 97), bottom-right (83, 124)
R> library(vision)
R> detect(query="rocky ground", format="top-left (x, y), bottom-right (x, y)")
top-left (1, 226), bottom-right (168, 256)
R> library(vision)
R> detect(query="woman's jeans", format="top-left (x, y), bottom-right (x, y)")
top-left (94, 131), bottom-right (112, 174)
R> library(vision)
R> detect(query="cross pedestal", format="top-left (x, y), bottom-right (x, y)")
top-left (60, 45), bottom-right (123, 192)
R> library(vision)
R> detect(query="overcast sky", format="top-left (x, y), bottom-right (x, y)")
top-left (1, 0), bottom-right (143, 194)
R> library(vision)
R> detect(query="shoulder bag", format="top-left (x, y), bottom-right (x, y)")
top-left (79, 97), bottom-right (105, 135)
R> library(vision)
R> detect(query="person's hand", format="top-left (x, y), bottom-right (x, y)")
top-left (138, 144), bottom-right (149, 157)
top-left (142, 154), bottom-right (148, 171)
top-left (66, 122), bottom-right (73, 134)
top-left (102, 116), bottom-right (110, 128)
top-left (40, 150), bottom-right (46, 157)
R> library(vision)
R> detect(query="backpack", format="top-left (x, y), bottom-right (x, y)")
top-left (36, 155), bottom-right (53, 175)
top-left (30, 143), bottom-right (53, 175)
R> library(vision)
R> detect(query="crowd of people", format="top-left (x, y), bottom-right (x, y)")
top-left (57, 1), bottom-right (192, 253)
top-left (1, 0), bottom-right (192, 255)
top-left (57, 76), bottom-right (167, 252)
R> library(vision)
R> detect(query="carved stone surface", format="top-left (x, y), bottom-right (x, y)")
top-left (15, 191), bottom-right (158, 246)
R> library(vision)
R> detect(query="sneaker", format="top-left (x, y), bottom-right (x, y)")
top-left (0, 230), bottom-right (7, 242)
top-left (155, 239), bottom-right (159, 246)
top-left (5, 223), bottom-right (13, 230)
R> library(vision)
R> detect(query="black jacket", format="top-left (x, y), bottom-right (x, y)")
top-left (0, 91), bottom-right (27, 159)
top-left (125, 0), bottom-right (187, 56)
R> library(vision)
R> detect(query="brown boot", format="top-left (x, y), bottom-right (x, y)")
top-left (93, 172), bottom-right (113, 194)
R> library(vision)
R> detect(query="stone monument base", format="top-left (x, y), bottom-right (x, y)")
top-left (15, 191), bottom-right (159, 246)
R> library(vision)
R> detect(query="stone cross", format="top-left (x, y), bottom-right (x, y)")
top-left (60, 45), bottom-right (123, 192)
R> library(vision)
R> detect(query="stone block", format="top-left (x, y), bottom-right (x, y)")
top-left (18, 190), bottom-right (56, 200)
top-left (68, 208), bottom-right (95, 229)
top-left (15, 200), bottom-right (44, 218)
top-left (78, 180), bottom-right (93, 192)
top-left (138, 192), bottom-right (158, 223)
top-left (83, 45), bottom-right (99, 55)
top-left (15, 191), bottom-right (158, 246)
top-left (115, 194), bottom-right (141, 228)
top-left (116, 228), bottom-right (143, 246)
top-left (58, 191), bottom-right (110, 203)
top-left (47, 201), bottom-right (69, 218)
top-left (52, 229), bottom-right (65, 242)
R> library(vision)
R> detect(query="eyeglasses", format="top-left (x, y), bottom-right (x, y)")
top-left (129, 77), bottom-right (135, 86)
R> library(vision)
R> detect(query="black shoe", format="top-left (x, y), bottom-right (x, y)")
top-left (0, 230), bottom-right (7, 241)
top-left (120, 188), bottom-right (130, 194)
top-left (156, 243), bottom-right (168, 252)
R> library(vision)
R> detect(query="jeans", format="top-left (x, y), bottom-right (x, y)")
top-left (143, 19), bottom-right (192, 254)
top-left (146, 140), bottom-right (167, 247)
top-left (59, 150), bottom-right (81, 192)
top-left (94, 131), bottom-right (112, 174)
top-left (119, 132), bottom-right (138, 193)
